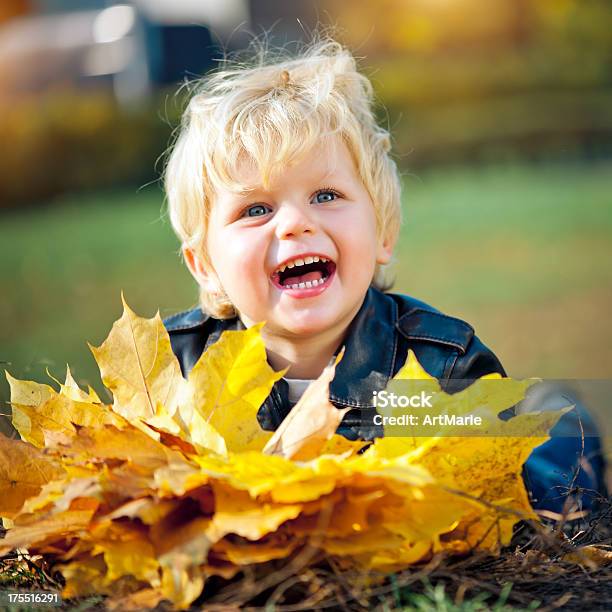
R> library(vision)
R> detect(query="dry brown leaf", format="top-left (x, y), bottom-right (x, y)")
top-left (562, 544), bottom-right (612, 568)
top-left (263, 348), bottom-right (349, 460)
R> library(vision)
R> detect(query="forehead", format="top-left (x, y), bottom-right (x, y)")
top-left (221, 136), bottom-right (359, 195)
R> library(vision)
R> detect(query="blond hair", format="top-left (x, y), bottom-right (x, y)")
top-left (165, 39), bottom-right (402, 318)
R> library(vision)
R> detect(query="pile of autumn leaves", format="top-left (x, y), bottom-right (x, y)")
top-left (0, 300), bottom-right (564, 610)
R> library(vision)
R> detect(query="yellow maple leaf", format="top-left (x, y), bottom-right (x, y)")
top-left (60, 366), bottom-right (101, 403)
top-left (89, 300), bottom-right (283, 456)
top-left (186, 410), bottom-right (228, 456)
top-left (562, 544), bottom-right (612, 568)
top-left (5, 373), bottom-right (54, 445)
top-left (369, 350), bottom-right (568, 550)
top-left (5, 372), bottom-right (54, 406)
top-left (62, 423), bottom-right (190, 472)
top-left (394, 350), bottom-right (436, 380)
top-left (7, 372), bottom-right (125, 448)
top-left (181, 323), bottom-right (283, 453)
top-left (58, 554), bottom-right (110, 599)
top-left (217, 537), bottom-right (301, 565)
top-left (90, 295), bottom-right (184, 420)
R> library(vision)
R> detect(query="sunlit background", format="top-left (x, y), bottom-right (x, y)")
top-left (1, 1), bottom-right (611, 441)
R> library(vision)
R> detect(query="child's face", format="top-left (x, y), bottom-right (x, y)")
top-left (188, 137), bottom-right (394, 339)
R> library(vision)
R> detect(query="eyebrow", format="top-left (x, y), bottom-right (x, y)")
top-left (223, 189), bottom-right (265, 207)
top-left (231, 166), bottom-right (341, 197)
top-left (234, 187), bottom-right (259, 197)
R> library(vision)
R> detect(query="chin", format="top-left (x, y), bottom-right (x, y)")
top-left (278, 311), bottom-right (340, 337)
top-left (283, 320), bottom-right (330, 337)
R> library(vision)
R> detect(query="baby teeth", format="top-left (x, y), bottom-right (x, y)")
top-left (285, 277), bottom-right (326, 290)
top-left (276, 255), bottom-right (329, 274)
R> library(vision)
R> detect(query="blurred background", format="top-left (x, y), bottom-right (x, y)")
top-left (1, 1), bottom-right (611, 441)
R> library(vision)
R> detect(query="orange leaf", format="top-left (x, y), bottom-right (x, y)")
top-left (61, 424), bottom-right (188, 471)
top-left (0, 509), bottom-right (96, 555)
top-left (0, 433), bottom-right (64, 519)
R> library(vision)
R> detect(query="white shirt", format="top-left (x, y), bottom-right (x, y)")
top-left (283, 377), bottom-right (313, 404)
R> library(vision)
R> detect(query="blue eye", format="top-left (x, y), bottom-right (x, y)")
top-left (245, 204), bottom-right (270, 217)
top-left (312, 190), bottom-right (339, 204)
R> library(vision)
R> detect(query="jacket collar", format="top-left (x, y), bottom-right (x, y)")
top-left (329, 287), bottom-right (398, 408)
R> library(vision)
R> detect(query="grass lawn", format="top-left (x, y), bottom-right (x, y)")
top-left (395, 162), bottom-right (612, 377)
top-left (1, 161), bottom-right (611, 439)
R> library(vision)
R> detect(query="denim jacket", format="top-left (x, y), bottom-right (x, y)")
top-left (164, 287), bottom-right (606, 511)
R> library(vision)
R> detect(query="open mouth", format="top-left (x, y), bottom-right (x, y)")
top-left (271, 255), bottom-right (336, 290)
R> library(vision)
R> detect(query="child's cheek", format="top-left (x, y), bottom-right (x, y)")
top-left (225, 230), bottom-right (268, 298)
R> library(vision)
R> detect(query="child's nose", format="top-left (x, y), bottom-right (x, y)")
top-left (274, 204), bottom-right (315, 240)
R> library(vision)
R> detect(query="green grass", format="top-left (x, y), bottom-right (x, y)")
top-left (394, 162), bottom-right (612, 384)
top-left (1, 162), bottom-right (612, 437)
top-left (393, 580), bottom-right (539, 611)
top-left (396, 162), bottom-right (612, 306)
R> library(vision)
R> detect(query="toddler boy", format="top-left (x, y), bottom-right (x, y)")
top-left (163, 41), bottom-right (606, 513)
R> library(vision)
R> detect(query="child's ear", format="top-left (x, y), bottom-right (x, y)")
top-left (183, 246), bottom-right (221, 294)
top-left (376, 232), bottom-right (396, 265)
